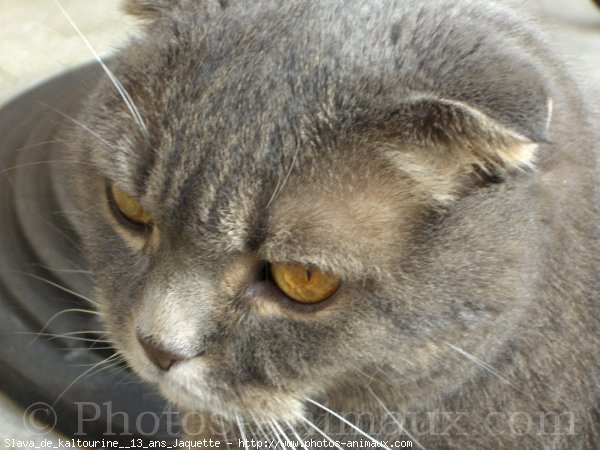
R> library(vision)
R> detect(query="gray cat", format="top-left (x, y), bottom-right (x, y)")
top-left (63, 0), bottom-right (600, 448)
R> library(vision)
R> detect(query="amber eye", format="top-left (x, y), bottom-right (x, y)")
top-left (270, 262), bottom-right (341, 304)
top-left (109, 185), bottom-right (153, 228)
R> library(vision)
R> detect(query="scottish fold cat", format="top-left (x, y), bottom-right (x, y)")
top-left (59, 0), bottom-right (600, 447)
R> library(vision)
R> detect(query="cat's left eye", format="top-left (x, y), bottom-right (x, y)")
top-left (108, 185), bottom-right (153, 230)
top-left (270, 262), bottom-right (341, 304)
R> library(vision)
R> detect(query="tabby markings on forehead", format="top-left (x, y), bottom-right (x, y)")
top-left (96, 135), bottom-right (143, 195)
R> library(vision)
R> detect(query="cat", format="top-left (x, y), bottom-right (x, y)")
top-left (60, 0), bottom-right (600, 448)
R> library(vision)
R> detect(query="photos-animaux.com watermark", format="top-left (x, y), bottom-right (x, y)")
top-left (21, 401), bottom-right (578, 439)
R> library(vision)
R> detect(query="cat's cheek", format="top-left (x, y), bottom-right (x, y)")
top-left (158, 362), bottom-right (306, 424)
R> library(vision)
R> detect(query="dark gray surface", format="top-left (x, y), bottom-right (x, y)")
top-left (0, 64), bottom-right (174, 442)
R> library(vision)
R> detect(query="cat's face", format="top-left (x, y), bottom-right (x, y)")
top-left (67, 0), bottom-right (553, 430)
top-left (70, 78), bottom-right (434, 423)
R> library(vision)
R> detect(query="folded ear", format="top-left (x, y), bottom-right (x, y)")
top-left (123, 0), bottom-right (230, 19)
top-left (379, 94), bottom-right (552, 202)
top-left (122, 0), bottom-right (172, 19)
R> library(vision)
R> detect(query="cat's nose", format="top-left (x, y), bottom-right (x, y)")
top-left (137, 333), bottom-right (186, 371)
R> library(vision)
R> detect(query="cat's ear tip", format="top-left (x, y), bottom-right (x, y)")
top-left (122, 0), bottom-right (172, 20)
top-left (381, 95), bottom-right (554, 200)
top-left (123, 0), bottom-right (228, 19)
top-left (409, 95), bottom-right (552, 172)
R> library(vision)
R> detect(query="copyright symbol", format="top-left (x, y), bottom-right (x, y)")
top-left (22, 402), bottom-right (57, 435)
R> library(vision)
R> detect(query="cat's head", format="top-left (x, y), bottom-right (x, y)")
top-left (66, 0), bottom-right (554, 430)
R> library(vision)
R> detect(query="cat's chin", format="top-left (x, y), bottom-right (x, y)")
top-left (155, 361), bottom-right (306, 426)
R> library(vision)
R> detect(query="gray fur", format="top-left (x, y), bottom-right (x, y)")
top-left (64, 0), bottom-right (600, 448)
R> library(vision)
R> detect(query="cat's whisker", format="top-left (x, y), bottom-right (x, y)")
top-left (70, 329), bottom-right (111, 334)
top-left (16, 330), bottom-right (109, 337)
top-left (304, 397), bottom-right (391, 449)
top-left (24, 307), bottom-right (101, 346)
top-left (351, 363), bottom-right (417, 404)
top-left (89, 334), bottom-right (113, 348)
top-left (55, 346), bottom-right (115, 351)
top-left (72, 358), bottom-right (128, 386)
top-left (218, 415), bottom-right (233, 450)
top-left (266, 143), bottom-right (301, 208)
top-left (98, 358), bottom-right (129, 378)
top-left (111, 356), bottom-right (147, 387)
top-left (74, 329), bottom-right (113, 345)
top-left (16, 331), bottom-right (112, 344)
top-left (285, 420), bottom-right (310, 450)
top-left (40, 306), bottom-right (100, 322)
top-left (445, 342), bottom-right (517, 388)
top-left (1, 159), bottom-right (100, 173)
top-left (20, 208), bottom-right (84, 250)
top-left (51, 353), bottom-right (122, 407)
top-left (13, 139), bottom-right (64, 153)
top-left (28, 263), bottom-right (92, 276)
top-left (15, 272), bottom-right (99, 306)
top-left (0, 136), bottom-right (68, 188)
top-left (61, 330), bottom-right (112, 342)
top-left (266, 174), bottom-right (283, 209)
top-left (44, 307), bottom-right (100, 318)
top-left (273, 419), bottom-right (299, 449)
top-left (299, 416), bottom-right (344, 450)
top-left (53, 0), bottom-right (149, 139)
top-left (352, 364), bottom-right (381, 388)
top-left (113, 368), bottom-right (144, 388)
top-left (268, 419), bottom-right (288, 449)
top-left (69, 354), bottom-right (126, 368)
top-left (38, 101), bottom-right (118, 151)
top-left (248, 413), bottom-right (265, 444)
top-left (366, 386), bottom-right (427, 450)
top-left (61, 340), bottom-right (113, 347)
top-left (247, 422), bottom-right (263, 448)
top-left (235, 413), bottom-right (250, 450)
top-left (250, 413), bottom-right (273, 448)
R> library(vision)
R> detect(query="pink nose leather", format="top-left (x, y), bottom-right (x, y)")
top-left (137, 334), bottom-right (185, 371)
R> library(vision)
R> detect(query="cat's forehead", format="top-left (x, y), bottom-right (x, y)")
top-left (93, 0), bottom-right (542, 247)
top-left (108, 0), bottom-right (538, 170)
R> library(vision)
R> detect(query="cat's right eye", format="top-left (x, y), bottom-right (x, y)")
top-left (108, 185), bottom-right (153, 230)
top-left (270, 262), bottom-right (341, 304)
